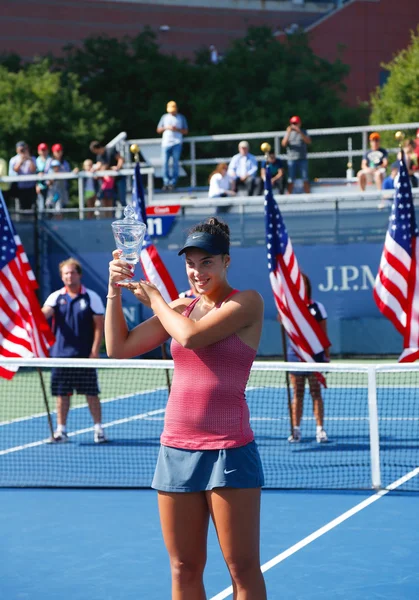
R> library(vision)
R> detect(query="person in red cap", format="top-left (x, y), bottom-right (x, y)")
top-left (281, 116), bottom-right (311, 194)
top-left (357, 132), bottom-right (388, 191)
top-left (35, 143), bottom-right (51, 204)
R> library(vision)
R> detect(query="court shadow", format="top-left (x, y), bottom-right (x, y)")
top-left (78, 438), bottom-right (161, 447)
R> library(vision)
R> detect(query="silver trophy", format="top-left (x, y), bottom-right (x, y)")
top-left (111, 205), bottom-right (146, 281)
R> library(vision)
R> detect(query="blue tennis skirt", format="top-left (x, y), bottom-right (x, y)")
top-left (151, 440), bottom-right (265, 492)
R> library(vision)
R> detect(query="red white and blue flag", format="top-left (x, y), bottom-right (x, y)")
top-left (0, 192), bottom-right (54, 379)
top-left (132, 163), bottom-right (178, 302)
top-left (264, 170), bottom-right (330, 371)
top-left (374, 155), bottom-right (419, 362)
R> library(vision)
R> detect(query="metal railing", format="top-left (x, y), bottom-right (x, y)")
top-left (0, 167), bottom-right (154, 220)
top-left (127, 121), bottom-right (419, 188)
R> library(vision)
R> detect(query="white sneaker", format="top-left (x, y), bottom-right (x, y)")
top-left (288, 430), bottom-right (301, 443)
top-left (316, 429), bottom-right (328, 443)
top-left (94, 429), bottom-right (107, 444)
top-left (49, 431), bottom-right (69, 443)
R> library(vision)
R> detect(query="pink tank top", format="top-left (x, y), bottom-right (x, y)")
top-left (161, 290), bottom-right (256, 450)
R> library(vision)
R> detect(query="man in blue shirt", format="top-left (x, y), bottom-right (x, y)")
top-left (157, 100), bottom-right (189, 191)
top-left (42, 258), bottom-right (106, 443)
top-left (227, 140), bottom-right (258, 195)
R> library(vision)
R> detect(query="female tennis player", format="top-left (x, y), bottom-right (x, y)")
top-left (287, 273), bottom-right (330, 444)
top-left (105, 217), bottom-right (267, 600)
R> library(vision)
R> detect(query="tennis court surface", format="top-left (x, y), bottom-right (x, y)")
top-left (1, 358), bottom-right (418, 598)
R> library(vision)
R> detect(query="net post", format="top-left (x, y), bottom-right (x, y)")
top-left (367, 365), bottom-right (381, 490)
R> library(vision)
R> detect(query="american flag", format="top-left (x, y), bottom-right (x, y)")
top-left (264, 170), bottom-right (330, 367)
top-left (373, 154), bottom-right (419, 362)
top-left (132, 163), bottom-right (178, 302)
top-left (0, 192), bottom-right (54, 379)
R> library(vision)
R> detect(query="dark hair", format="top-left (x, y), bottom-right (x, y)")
top-left (302, 273), bottom-right (312, 299)
top-left (89, 140), bottom-right (103, 152)
top-left (189, 217), bottom-right (230, 252)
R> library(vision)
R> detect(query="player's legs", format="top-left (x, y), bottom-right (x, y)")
top-left (56, 395), bottom-right (71, 427)
top-left (290, 373), bottom-right (305, 427)
top-left (308, 374), bottom-right (328, 442)
top-left (158, 491), bottom-right (209, 599)
top-left (207, 487), bottom-right (266, 600)
top-left (86, 395), bottom-right (102, 424)
top-left (307, 375), bottom-right (323, 427)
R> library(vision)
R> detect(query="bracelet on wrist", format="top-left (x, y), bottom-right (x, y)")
top-left (106, 292), bottom-right (122, 299)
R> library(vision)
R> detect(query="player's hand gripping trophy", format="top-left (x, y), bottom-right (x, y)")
top-left (111, 205), bottom-right (146, 282)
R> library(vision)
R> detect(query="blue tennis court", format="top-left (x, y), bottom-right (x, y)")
top-left (1, 361), bottom-right (418, 598)
top-left (1, 485), bottom-right (418, 599)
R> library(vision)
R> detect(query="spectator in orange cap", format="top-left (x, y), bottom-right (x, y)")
top-left (157, 101), bottom-right (188, 192)
top-left (281, 116), bottom-right (311, 194)
top-left (357, 132), bottom-right (388, 191)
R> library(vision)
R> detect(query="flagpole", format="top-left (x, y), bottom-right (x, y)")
top-left (130, 144), bottom-right (172, 397)
top-left (262, 140), bottom-right (294, 437)
top-left (279, 320), bottom-right (294, 437)
top-left (37, 368), bottom-right (55, 439)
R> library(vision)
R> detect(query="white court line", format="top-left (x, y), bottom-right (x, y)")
top-left (0, 387), bottom-right (166, 427)
top-left (0, 408), bottom-right (166, 456)
top-left (209, 466), bottom-right (419, 600)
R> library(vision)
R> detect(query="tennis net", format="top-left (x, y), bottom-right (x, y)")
top-left (0, 358), bottom-right (418, 491)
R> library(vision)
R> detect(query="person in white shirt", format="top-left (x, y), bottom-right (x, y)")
top-left (208, 163), bottom-right (236, 214)
top-left (208, 163), bottom-right (236, 198)
top-left (157, 100), bottom-right (189, 192)
top-left (227, 141), bottom-right (258, 196)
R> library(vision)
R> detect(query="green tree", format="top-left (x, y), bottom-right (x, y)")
top-left (56, 30), bottom-right (197, 140)
top-left (0, 59), bottom-right (112, 164)
top-left (371, 26), bottom-right (419, 139)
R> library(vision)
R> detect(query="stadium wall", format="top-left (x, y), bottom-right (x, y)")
top-left (307, 0), bottom-right (419, 105)
top-left (18, 221), bottom-right (402, 358)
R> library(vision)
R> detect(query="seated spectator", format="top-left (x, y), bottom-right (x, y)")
top-left (357, 132), bottom-right (388, 191)
top-left (35, 142), bottom-right (50, 205)
top-left (281, 116), bottom-right (311, 194)
top-left (208, 163), bottom-right (236, 198)
top-left (82, 159), bottom-right (98, 219)
top-left (45, 159), bottom-right (69, 216)
top-left (8, 141), bottom-right (37, 210)
top-left (0, 154), bottom-right (11, 205)
top-left (257, 150), bottom-right (285, 195)
top-left (90, 140), bottom-right (126, 206)
top-left (227, 141), bottom-right (257, 196)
